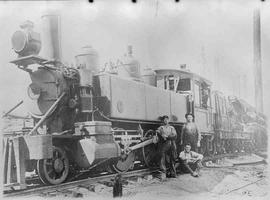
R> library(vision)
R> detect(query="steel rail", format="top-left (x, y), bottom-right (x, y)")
top-left (225, 177), bottom-right (265, 194)
top-left (4, 152), bottom-right (263, 197)
top-left (203, 152), bottom-right (250, 162)
top-left (4, 168), bottom-right (158, 198)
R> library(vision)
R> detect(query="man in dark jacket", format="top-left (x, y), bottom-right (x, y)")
top-left (157, 115), bottom-right (177, 179)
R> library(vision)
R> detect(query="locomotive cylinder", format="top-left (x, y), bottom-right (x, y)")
top-left (40, 11), bottom-right (62, 62)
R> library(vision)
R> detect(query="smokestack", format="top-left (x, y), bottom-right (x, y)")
top-left (40, 11), bottom-right (62, 62)
top-left (253, 8), bottom-right (263, 113)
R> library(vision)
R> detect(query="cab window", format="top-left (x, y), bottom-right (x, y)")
top-left (157, 75), bottom-right (176, 91)
top-left (194, 81), bottom-right (210, 109)
top-left (165, 75), bottom-right (175, 90)
top-left (157, 76), bottom-right (165, 89)
top-left (178, 78), bottom-right (191, 91)
top-left (194, 82), bottom-right (200, 106)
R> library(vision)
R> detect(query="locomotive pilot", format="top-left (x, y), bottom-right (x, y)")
top-left (181, 113), bottom-right (201, 153)
top-left (156, 115), bottom-right (177, 179)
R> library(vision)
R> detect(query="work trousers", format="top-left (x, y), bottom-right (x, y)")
top-left (159, 140), bottom-right (177, 176)
top-left (181, 160), bottom-right (202, 174)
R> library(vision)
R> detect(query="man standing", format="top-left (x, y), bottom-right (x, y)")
top-left (178, 143), bottom-right (203, 177)
top-left (157, 115), bottom-right (177, 179)
top-left (181, 113), bottom-right (201, 152)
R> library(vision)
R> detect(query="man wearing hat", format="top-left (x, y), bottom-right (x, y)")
top-left (181, 113), bottom-right (201, 153)
top-left (156, 115), bottom-right (177, 178)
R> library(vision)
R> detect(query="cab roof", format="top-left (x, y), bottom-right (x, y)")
top-left (155, 68), bottom-right (212, 86)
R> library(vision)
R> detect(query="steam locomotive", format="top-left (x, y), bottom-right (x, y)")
top-left (3, 13), bottom-right (267, 190)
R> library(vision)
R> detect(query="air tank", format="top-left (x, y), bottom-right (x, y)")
top-left (75, 45), bottom-right (99, 86)
top-left (117, 45), bottom-right (141, 81)
top-left (142, 68), bottom-right (157, 86)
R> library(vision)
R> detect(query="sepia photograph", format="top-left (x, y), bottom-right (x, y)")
top-left (0, 0), bottom-right (269, 199)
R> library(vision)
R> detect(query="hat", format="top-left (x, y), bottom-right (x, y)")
top-left (185, 113), bottom-right (194, 119)
top-left (162, 115), bottom-right (169, 120)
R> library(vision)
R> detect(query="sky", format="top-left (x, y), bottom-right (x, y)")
top-left (0, 0), bottom-right (269, 119)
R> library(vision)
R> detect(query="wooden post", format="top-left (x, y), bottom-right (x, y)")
top-left (3, 138), bottom-right (9, 184)
top-left (6, 140), bottom-right (12, 184)
top-left (3, 137), bottom-right (28, 190)
top-left (13, 137), bottom-right (26, 189)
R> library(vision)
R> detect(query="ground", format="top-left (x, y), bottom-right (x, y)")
top-left (13, 161), bottom-right (268, 200)
top-left (120, 163), bottom-right (269, 200)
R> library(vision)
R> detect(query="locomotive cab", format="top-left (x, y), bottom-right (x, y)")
top-left (155, 68), bottom-right (191, 93)
top-left (155, 67), bottom-right (214, 154)
top-left (155, 67), bottom-right (212, 112)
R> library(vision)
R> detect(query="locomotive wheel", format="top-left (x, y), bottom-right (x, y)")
top-left (112, 151), bottom-right (135, 173)
top-left (37, 146), bottom-right (69, 185)
top-left (142, 130), bottom-right (159, 167)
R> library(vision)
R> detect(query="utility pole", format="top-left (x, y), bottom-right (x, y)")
top-left (253, 8), bottom-right (263, 113)
top-left (238, 74), bottom-right (241, 98)
top-left (242, 74), bottom-right (247, 100)
top-left (214, 55), bottom-right (220, 91)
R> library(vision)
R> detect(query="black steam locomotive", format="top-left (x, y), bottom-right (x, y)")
top-left (3, 14), bottom-right (267, 190)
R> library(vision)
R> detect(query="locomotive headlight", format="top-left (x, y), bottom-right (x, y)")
top-left (27, 83), bottom-right (41, 100)
top-left (11, 20), bottom-right (41, 57)
top-left (11, 31), bottom-right (28, 53)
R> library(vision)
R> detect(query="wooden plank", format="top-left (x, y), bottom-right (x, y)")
top-left (13, 137), bottom-right (26, 189)
top-left (6, 139), bottom-right (12, 184)
top-left (3, 138), bottom-right (9, 184)
top-left (6, 140), bottom-right (17, 184)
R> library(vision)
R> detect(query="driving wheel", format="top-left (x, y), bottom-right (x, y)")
top-left (37, 146), bottom-right (69, 185)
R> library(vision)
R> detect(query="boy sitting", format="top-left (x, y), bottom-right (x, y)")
top-left (177, 143), bottom-right (203, 177)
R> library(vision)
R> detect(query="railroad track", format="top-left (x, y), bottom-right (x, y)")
top-left (4, 152), bottom-right (264, 198)
top-left (203, 152), bottom-right (250, 162)
top-left (224, 177), bottom-right (265, 195)
top-left (4, 168), bottom-right (159, 198)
